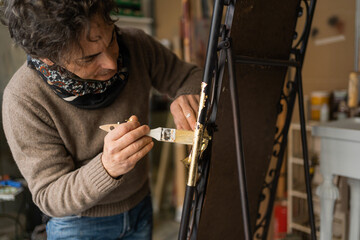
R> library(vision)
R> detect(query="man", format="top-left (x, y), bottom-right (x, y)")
top-left (1, 1), bottom-right (201, 239)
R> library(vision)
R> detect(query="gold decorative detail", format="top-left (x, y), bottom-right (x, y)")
top-left (201, 82), bottom-right (208, 92)
top-left (184, 81), bottom-right (212, 186)
top-left (199, 82), bottom-right (208, 111)
top-left (186, 123), bottom-right (203, 186)
top-left (181, 130), bottom-right (211, 168)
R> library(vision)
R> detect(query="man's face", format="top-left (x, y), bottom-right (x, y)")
top-left (62, 15), bottom-right (119, 81)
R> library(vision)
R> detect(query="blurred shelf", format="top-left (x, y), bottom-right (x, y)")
top-left (116, 16), bottom-right (153, 35)
top-left (287, 123), bottom-right (347, 240)
top-left (290, 222), bottom-right (319, 238)
top-left (0, 187), bottom-right (23, 201)
top-left (290, 190), bottom-right (319, 203)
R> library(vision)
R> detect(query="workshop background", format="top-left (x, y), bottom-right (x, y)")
top-left (0, 0), bottom-right (357, 239)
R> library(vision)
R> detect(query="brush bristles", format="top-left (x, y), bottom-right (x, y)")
top-left (175, 130), bottom-right (194, 145)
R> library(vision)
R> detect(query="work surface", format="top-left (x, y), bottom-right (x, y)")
top-left (313, 117), bottom-right (360, 240)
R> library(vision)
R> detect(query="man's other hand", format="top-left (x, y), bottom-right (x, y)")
top-left (170, 94), bottom-right (200, 130)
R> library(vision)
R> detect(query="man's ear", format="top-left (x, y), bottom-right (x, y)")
top-left (41, 58), bottom-right (54, 66)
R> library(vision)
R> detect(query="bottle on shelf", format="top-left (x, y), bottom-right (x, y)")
top-left (348, 72), bottom-right (359, 117)
top-left (336, 100), bottom-right (349, 120)
top-left (320, 103), bottom-right (329, 122)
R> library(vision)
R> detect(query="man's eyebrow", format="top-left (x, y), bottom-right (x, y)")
top-left (78, 28), bottom-right (116, 60)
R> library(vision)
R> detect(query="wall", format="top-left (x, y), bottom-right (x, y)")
top-left (153, 0), bottom-right (182, 40)
top-left (290, 0), bottom-right (355, 121)
top-left (301, 0), bottom-right (355, 94)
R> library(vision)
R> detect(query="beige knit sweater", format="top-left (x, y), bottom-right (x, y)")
top-left (2, 28), bottom-right (202, 217)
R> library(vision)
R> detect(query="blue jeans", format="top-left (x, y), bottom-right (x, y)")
top-left (46, 195), bottom-right (153, 240)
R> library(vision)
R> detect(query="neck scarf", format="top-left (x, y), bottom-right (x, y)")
top-left (27, 33), bottom-right (129, 109)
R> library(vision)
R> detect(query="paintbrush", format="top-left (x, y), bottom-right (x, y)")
top-left (99, 124), bottom-right (194, 145)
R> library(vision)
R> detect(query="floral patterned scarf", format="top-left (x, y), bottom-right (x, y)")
top-left (27, 34), bottom-right (129, 109)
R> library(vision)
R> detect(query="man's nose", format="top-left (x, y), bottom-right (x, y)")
top-left (100, 52), bottom-right (117, 70)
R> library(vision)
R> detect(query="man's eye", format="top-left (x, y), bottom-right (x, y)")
top-left (83, 57), bottom-right (95, 63)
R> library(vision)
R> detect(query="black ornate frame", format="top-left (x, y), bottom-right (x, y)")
top-left (178, 0), bottom-right (318, 239)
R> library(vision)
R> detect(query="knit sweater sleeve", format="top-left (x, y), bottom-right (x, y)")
top-left (2, 89), bottom-right (123, 217)
top-left (134, 30), bottom-right (203, 98)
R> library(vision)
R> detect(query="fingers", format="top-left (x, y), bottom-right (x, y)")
top-left (116, 125), bottom-right (151, 150)
top-left (104, 124), bottom-right (151, 156)
top-left (128, 115), bottom-right (138, 122)
top-left (101, 115), bottom-right (154, 178)
top-left (105, 116), bottom-right (140, 141)
top-left (170, 95), bottom-right (199, 130)
top-left (183, 95), bottom-right (199, 129)
top-left (170, 102), bottom-right (190, 130)
top-left (181, 104), bottom-right (197, 130)
top-left (102, 137), bottom-right (154, 178)
top-left (188, 95), bottom-right (200, 112)
top-left (116, 135), bottom-right (153, 161)
top-left (125, 141), bottom-right (154, 167)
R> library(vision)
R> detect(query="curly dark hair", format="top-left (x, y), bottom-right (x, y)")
top-left (1, 0), bottom-right (118, 64)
